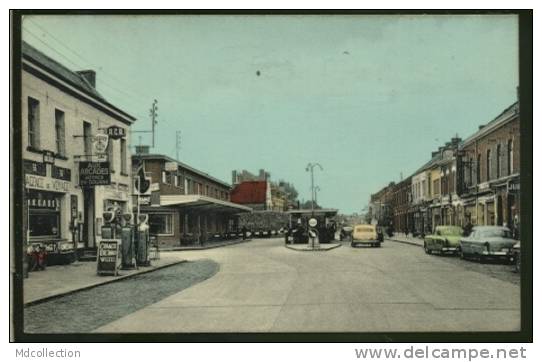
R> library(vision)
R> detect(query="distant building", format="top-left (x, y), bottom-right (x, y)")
top-left (232, 168), bottom-right (270, 185)
top-left (230, 181), bottom-right (273, 211)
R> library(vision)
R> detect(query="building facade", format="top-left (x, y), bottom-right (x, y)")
top-left (22, 42), bottom-right (135, 259)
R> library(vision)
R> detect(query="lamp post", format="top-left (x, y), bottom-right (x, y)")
top-left (305, 163), bottom-right (323, 215)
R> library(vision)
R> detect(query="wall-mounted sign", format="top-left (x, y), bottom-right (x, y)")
top-left (79, 161), bottom-right (111, 187)
top-left (24, 159), bottom-right (47, 176)
top-left (165, 161), bottom-right (178, 172)
top-left (508, 182), bottom-right (520, 192)
top-left (52, 165), bottom-right (71, 181)
top-left (97, 240), bottom-right (121, 276)
top-left (25, 174), bottom-right (71, 192)
top-left (107, 126), bottom-right (126, 140)
top-left (134, 167), bottom-right (151, 195)
top-left (42, 150), bottom-right (55, 165)
top-left (138, 195), bottom-right (151, 205)
top-left (93, 133), bottom-right (109, 155)
top-left (150, 183), bottom-right (160, 192)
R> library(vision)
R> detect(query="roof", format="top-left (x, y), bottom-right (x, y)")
top-left (230, 181), bottom-right (268, 204)
top-left (22, 41), bottom-right (135, 123)
top-left (134, 153), bottom-right (231, 188)
top-left (160, 195), bottom-right (252, 214)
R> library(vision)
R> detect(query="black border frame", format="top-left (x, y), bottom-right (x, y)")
top-left (10, 9), bottom-right (533, 343)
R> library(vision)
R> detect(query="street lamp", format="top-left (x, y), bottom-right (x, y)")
top-left (305, 163), bottom-right (323, 215)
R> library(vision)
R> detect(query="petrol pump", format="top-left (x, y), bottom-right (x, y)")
top-left (101, 207), bottom-right (118, 239)
top-left (120, 213), bottom-right (136, 270)
top-left (136, 213), bottom-right (150, 266)
top-left (308, 217), bottom-right (320, 250)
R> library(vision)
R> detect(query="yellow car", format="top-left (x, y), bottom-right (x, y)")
top-left (351, 224), bottom-right (383, 248)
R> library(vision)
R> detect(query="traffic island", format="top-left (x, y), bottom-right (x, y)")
top-left (285, 243), bottom-right (342, 252)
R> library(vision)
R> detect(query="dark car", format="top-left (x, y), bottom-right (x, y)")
top-left (339, 226), bottom-right (353, 241)
top-left (459, 226), bottom-right (516, 261)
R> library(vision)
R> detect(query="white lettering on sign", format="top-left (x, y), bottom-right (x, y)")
top-left (25, 174), bottom-right (70, 192)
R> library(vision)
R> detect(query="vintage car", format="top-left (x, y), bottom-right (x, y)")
top-left (423, 225), bottom-right (463, 255)
top-left (459, 226), bottom-right (516, 261)
top-left (339, 226), bottom-right (353, 241)
top-left (351, 224), bottom-right (383, 247)
top-left (510, 241), bottom-right (521, 272)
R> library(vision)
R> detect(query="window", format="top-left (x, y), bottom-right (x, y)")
top-left (28, 97), bottom-right (40, 148)
top-left (107, 139), bottom-right (115, 172)
top-left (476, 154), bottom-right (481, 184)
top-left (486, 149), bottom-right (491, 181)
top-left (174, 174), bottom-right (179, 187)
top-left (83, 121), bottom-right (92, 156)
top-left (468, 157), bottom-right (473, 185)
top-left (120, 138), bottom-right (127, 174)
top-left (55, 109), bottom-right (65, 156)
top-left (507, 139), bottom-right (513, 175)
top-left (29, 211), bottom-right (60, 238)
top-left (148, 213), bottom-right (174, 235)
top-left (162, 171), bottom-right (167, 184)
top-left (496, 144), bottom-right (501, 179)
top-left (206, 185), bottom-right (209, 196)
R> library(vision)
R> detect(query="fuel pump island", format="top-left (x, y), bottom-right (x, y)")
top-left (97, 205), bottom-right (151, 276)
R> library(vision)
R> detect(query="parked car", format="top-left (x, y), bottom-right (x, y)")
top-left (510, 241), bottom-right (521, 272)
top-left (424, 225), bottom-right (463, 255)
top-left (351, 224), bottom-right (383, 248)
top-left (459, 226), bottom-right (516, 261)
top-left (339, 226), bottom-right (353, 241)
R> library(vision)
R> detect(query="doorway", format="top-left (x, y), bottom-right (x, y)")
top-left (82, 187), bottom-right (95, 248)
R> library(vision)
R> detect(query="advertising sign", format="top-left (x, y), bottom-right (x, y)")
top-left (165, 161), bottom-right (178, 172)
top-left (93, 134), bottom-right (109, 155)
top-left (79, 161), bottom-right (111, 187)
top-left (97, 240), bottom-right (121, 276)
top-left (107, 126), bottom-right (126, 140)
top-left (42, 150), bottom-right (55, 165)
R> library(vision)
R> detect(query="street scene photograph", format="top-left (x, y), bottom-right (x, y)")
top-left (10, 12), bottom-right (528, 339)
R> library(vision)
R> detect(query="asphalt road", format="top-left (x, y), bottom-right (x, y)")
top-left (93, 237), bottom-right (520, 333)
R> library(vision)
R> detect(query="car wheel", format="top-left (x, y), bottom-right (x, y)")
top-left (424, 243), bottom-right (431, 254)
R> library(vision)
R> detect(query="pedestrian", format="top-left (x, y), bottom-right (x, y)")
top-left (463, 219), bottom-right (473, 237)
top-left (242, 225), bottom-right (247, 240)
top-left (405, 227), bottom-right (409, 238)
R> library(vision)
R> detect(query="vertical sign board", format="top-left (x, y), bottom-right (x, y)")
top-left (97, 240), bottom-right (121, 276)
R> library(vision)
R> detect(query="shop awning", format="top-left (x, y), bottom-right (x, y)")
top-left (160, 195), bottom-right (253, 214)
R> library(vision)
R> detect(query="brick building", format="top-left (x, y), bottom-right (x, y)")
top-left (458, 102), bottom-right (520, 228)
top-left (132, 153), bottom-right (251, 247)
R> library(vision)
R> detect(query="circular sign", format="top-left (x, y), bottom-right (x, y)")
top-left (308, 218), bottom-right (318, 227)
top-left (93, 133), bottom-right (109, 154)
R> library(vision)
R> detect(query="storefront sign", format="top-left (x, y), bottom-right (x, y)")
top-left (25, 174), bottom-right (70, 192)
top-left (27, 193), bottom-right (61, 210)
top-left (24, 159), bottom-right (46, 176)
top-left (97, 240), bottom-right (121, 276)
top-left (52, 165), bottom-right (71, 181)
top-left (508, 182), bottom-right (520, 192)
top-left (79, 161), bottom-right (111, 187)
top-left (150, 183), bottom-right (160, 192)
top-left (138, 195), bottom-right (151, 205)
top-left (165, 161), bottom-right (178, 172)
top-left (42, 150), bottom-right (55, 165)
top-left (107, 126), bottom-right (126, 140)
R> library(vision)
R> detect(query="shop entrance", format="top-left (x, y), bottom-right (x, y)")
top-left (83, 188), bottom-right (95, 248)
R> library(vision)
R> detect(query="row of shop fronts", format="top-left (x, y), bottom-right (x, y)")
top-left (371, 100), bottom-right (521, 236)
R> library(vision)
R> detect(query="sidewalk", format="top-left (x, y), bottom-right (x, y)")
top-left (23, 252), bottom-right (185, 305)
top-left (386, 233), bottom-right (424, 247)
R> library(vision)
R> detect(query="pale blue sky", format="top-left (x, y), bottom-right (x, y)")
top-left (22, 15), bottom-right (519, 213)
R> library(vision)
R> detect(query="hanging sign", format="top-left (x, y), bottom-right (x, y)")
top-left (107, 126), bottom-right (126, 140)
top-left (93, 133), bottom-right (109, 155)
top-left (79, 161), bottom-right (111, 187)
top-left (97, 240), bottom-right (121, 276)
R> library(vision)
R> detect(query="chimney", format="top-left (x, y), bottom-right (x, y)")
top-left (478, 125), bottom-right (485, 130)
top-left (77, 70), bottom-right (96, 88)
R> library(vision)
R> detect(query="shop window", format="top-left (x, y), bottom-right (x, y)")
top-left (149, 213), bottom-right (174, 235)
top-left (29, 210), bottom-right (60, 238)
top-left (486, 149), bottom-right (491, 181)
top-left (55, 109), bottom-right (65, 156)
top-left (28, 97), bottom-right (40, 149)
top-left (162, 171), bottom-right (167, 184)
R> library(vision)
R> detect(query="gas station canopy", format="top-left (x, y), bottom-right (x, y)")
top-left (160, 195), bottom-right (253, 214)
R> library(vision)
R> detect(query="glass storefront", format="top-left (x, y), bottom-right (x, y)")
top-left (149, 213), bottom-right (174, 235)
top-left (27, 190), bottom-right (62, 240)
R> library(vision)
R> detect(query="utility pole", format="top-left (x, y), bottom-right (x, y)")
top-left (150, 99), bottom-right (158, 148)
top-left (305, 163), bottom-right (323, 215)
top-left (176, 131), bottom-right (182, 161)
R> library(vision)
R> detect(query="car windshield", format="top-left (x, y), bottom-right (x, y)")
top-left (438, 226), bottom-right (463, 236)
top-left (476, 229), bottom-right (513, 239)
